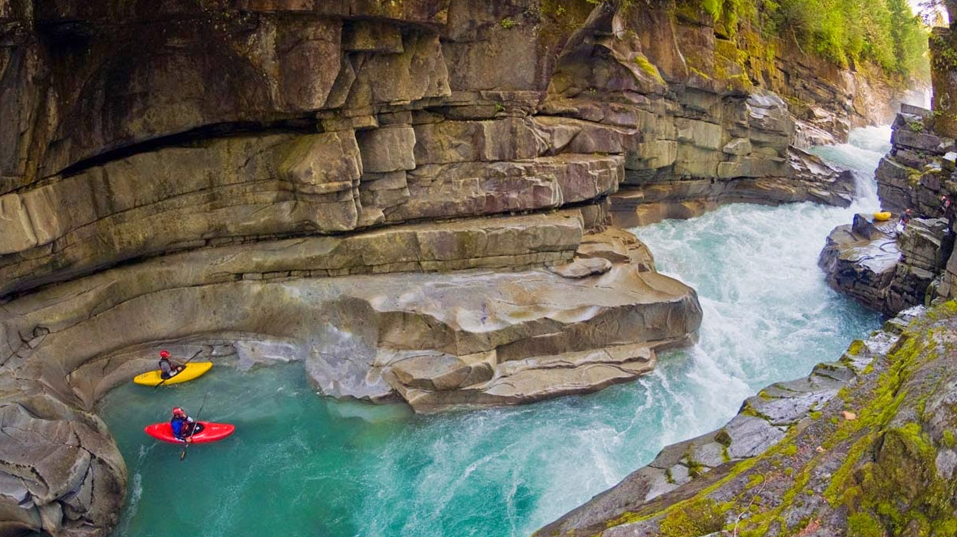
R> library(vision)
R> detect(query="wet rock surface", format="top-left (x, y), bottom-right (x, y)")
top-left (536, 305), bottom-right (955, 537)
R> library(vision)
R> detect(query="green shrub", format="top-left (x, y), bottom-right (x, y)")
top-left (687, 0), bottom-right (929, 79)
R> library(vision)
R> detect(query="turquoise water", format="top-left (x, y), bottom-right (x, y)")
top-left (101, 128), bottom-right (888, 537)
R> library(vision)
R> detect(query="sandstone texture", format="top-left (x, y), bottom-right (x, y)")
top-left (2, 212), bottom-right (702, 414)
top-left (537, 304), bottom-right (957, 537)
top-left (0, 0), bottom-right (912, 535)
top-left (0, 211), bottom-right (702, 536)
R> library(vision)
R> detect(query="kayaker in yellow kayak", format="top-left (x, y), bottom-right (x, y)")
top-left (159, 350), bottom-right (186, 380)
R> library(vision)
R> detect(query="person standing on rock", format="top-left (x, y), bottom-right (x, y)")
top-left (942, 195), bottom-right (955, 225)
top-left (942, 195), bottom-right (957, 261)
top-left (896, 208), bottom-right (913, 234)
top-left (170, 407), bottom-right (203, 443)
top-left (159, 350), bottom-right (185, 379)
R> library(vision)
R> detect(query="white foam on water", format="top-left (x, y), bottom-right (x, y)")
top-left (809, 125), bottom-right (889, 212)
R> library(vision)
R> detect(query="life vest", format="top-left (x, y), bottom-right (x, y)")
top-left (170, 417), bottom-right (189, 439)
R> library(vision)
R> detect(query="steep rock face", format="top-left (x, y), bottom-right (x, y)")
top-left (876, 106), bottom-right (956, 215)
top-left (542, 2), bottom-right (880, 227)
top-left (1, 0), bottom-right (905, 292)
top-left (537, 303), bottom-right (957, 537)
top-left (532, 22), bottom-right (957, 537)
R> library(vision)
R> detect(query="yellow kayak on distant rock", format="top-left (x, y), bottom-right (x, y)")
top-left (133, 362), bottom-right (213, 386)
top-left (873, 211), bottom-right (892, 221)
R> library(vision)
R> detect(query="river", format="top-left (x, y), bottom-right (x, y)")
top-left (100, 126), bottom-right (890, 537)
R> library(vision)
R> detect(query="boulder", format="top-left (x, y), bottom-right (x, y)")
top-left (819, 219), bottom-right (901, 313)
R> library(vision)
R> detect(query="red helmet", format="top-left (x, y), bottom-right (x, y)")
top-left (159, 350), bottom-right (170, 358)
top-left (172, 407), bottom-right (185, 416)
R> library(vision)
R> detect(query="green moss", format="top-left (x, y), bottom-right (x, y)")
top-left (823, 307), bottom-right (957, 537)
top-left (536, 0), bottom-right (593, 50)
top-left (725, 73), bottom-right (754, 92)
top-left (823, 434), bottom-right (875, 505)
top-left (687, 459), bottom-right (706, 478)
top-left (602, 303), bottom-right (957, 536)
top-left (702, 0), bottom-right (722, 19)
top-left (688, 66), bottom-right (712, 80)
top-left (633, 55), bottom-right (665, 84)
top-left (499, 17), bottom-right (516, 29)
top-left (943, 430), bottom-right (956, 449)
top-left (847, 512), bottom-right (883, 537)
top-left (659, 499), bottom-right (726, 537)
top-left (846, 339), bottom-right (866, 356)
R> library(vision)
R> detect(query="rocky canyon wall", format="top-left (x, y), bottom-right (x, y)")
top-left (819, 18), bottom-right (957, 316)
top-left (0, 0), bottom-right (912, 535)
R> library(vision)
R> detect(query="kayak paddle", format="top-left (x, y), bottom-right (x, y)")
top-left (180, 391), bottom-right (209, 462)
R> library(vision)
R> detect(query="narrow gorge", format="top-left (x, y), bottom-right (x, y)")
top-left (0, 1), bottom-right (951, 536)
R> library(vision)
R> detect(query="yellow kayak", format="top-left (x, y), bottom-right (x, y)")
top-left (874, 211), bottom-right (892, 221)
top-left (133, 362), bottom-right (213, 386)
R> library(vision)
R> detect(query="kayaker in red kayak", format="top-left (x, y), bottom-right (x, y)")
top-left (158, 350), bottom-right (185, 380)
top-left (170, 407), bottom-right (204, 443)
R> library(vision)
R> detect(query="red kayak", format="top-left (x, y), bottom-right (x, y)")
top-left (144, 422), bottom-right (235, 444)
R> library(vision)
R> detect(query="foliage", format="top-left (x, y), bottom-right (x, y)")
top-left (690, 0), bottom-right (930, 79)
top-left (658, 499), bottom-right (726, 537)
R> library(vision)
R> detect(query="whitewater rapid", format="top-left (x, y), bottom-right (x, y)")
top-left (101, 127), bottom-right (890, 537)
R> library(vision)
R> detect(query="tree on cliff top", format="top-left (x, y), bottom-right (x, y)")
top-left (702, 0), bottom-right (930, 79)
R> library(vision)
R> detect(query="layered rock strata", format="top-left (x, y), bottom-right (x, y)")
top-left (3, 212), bottom-right (703, 414)
top-left (541, 4), bottom-right (867, 227)
top-left (1, 1), bottom-right (904, 292)
top-left (820, 213), bottom-right (951, 315)
top-left (537, 303), bottom-right (957, 537)
top-left (876, 106), bottom-right (957, 215)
